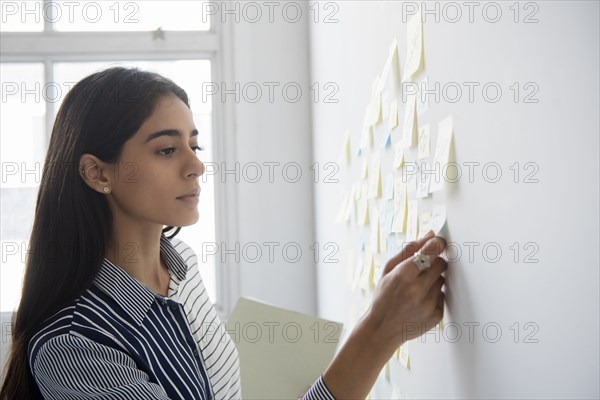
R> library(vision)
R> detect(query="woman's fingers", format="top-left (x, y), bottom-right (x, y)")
top-left (396, 235), bottom-right (447, 280)
top-left (383, 230), bottom-right (435, 275)
top-left (418, 256), bottom-right (448, 291)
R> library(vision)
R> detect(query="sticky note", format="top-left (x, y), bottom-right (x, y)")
top-left (384, 172), bottom-right (394, 200)
top-left (416, 76), bottom-right (430, 116)
top-left (418, 211), bottom-right (432, 238)
top-left (386, 235), bottom-right (395, 260)
top-left (418, 123), bottom-right (430, 159)
top-left (372, 91), bottom-right (382, 125)
top-left (398, 342), bottom-right (411, 370)
top-left (369, 77), bottom-right (382, 126)
top-left (377, 37), bottom-right (399, 93)
top-left (430, 115), bottom-right (454, 192)
top-left (368, 152), bottom-right (381, 198)
top-left (371, 205), bottom-right (380, 252)
top-left (384, 361), bottom-right (391, 381)
top-left (366, 251), bottom-right (375, 290)
top-left (379, 211), bottom-right (388, 253)
top-left (402, 94), bottom-right (417, 148)
top-left (406, 170), bottom-right (417, 193)
top-left (358, 198), bottom-right (369, 226)
top-left (339, 130), bottom-right (351, 165)
top-left (389, 99), bottom-right (399, 130)
top-left (406, 200), bottom-right (418, 242)
top-left (360, 115), bottom-right (373, 150)
top-left (361, 158), bottom-right (369, 179)
top-left (416, 172), bottom-right (430, 199)
top-left (431, 204), bottom-right (447, 234)
top-left (393, 141), bottom-right (404, 169)
top-left (392, 178), bottom-right (407, 233)
top-left (403, 10), bottom-right (423, 81)
top-left (335, 191), bottom-right (349, 223)
top-left (359, 251), bottom-right (371, 291)
top-left (381, 130), bottom-right (391, 149)
top-left (386, 207), bottom-right (394, 232)
top-left (373, 259), bottom-right (384, 286)
top-left (344, 189), bottom-right (355, 223)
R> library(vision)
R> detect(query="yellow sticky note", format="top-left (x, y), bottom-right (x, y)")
top-left (358, 198), bottom-right (369, 226)
top-left (389, 99), bottom-right (399, 130)
top-left (393, 141), bottom-right (405, 170)
top-left (370, 206), bottom-right (380, 253)
top-left (430, 115), bottom-right (454, 192)
top-left (344, 191), bottom-right (354, 223)
top-left (360, 120), bottom-right (373, 150)
top-left (354, 181), bottom-right (361, 200)
top-left (402, 94), bottom-right (417, 148)
top-left (379, 210), bottom-right (387, 253)
top-left (372, 92), bottom-right (382, 125)
top-left (406, 200), bottom-right (418, 242)
top-left (368, 152), bottom-right (381, 199)
top-left (418, 211), bottom-right (432, 238)
top-left (341, 130), bottom-right (351, 164)
top-left (369, 77), bottom-right (382, 126)
top-left (373, 259), bottom-right (384, 286)
top-left (335, 191), bottom-right (349, 223)
top-left (399, 342), bottom-right (411, 370)
top-left (377, 37), bottom-right (399, 92)
top-left (384, 361), bottom-right (391, 381)
top-left (361, 158), bottom-right (369, 179)
top-left (391, 177), bottom-right (407, 233)
top-left (418, 123), bottom-right (430, 159)
top-left (351, 255), bottom-right (363, 292)
top-left (403, 10), bottom-right (423, 81)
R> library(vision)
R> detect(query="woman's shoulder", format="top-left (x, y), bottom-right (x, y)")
top-left (27, 299), bottom-right (80, 372)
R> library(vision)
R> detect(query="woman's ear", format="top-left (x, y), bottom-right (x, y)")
top-left (79, 154), bottom-right (113, 194)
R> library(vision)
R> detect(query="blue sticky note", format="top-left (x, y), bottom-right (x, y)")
top-left (381, 131), bottom-right (391, 149)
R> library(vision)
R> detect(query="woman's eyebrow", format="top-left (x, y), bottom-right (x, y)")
top-left (144, 129), bottom-right (199, 143)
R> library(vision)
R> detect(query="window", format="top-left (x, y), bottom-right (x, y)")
top-left (0, 0), bottom-right (235, 316)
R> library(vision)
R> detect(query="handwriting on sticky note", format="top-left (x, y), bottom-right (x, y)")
top-left (406, 200), bottom-right (418, 241)
top-left (403, 10), bottom-right (423, 81)
top-left (430, 115), bottom-right (454, 192)
top-left (392, 177), bottom-right (407, 233)
top-left (402, 94), bottom-right (417, 148)
top-left (418, 123), bottom-right (430, 159)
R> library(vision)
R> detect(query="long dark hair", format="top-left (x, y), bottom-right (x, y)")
top-left (0, 67), bottom-right (188, 399)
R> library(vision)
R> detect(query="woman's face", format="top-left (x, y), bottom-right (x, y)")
top-left (104, 94), bottom-right (205, 229)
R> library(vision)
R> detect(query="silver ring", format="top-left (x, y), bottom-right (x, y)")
top-left (413, 252), bottom-right (431, 271)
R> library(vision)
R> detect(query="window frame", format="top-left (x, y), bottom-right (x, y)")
top-left (0, 4), bottom-right (241, 319)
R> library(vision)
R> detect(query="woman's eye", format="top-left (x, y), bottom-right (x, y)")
top-left (191, 145), bottom-right (205, 154)
top-left (158, 147), bottom-right (176, 157)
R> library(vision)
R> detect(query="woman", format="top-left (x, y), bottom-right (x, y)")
top-left (0, 67), bottom-right (447, 399)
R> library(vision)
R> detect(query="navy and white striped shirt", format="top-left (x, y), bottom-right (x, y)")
top-left (28, 234), bottom-right (335, 399)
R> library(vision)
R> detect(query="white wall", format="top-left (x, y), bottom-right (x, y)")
top-left (226, 3), bottom-right (317, 315)
top-left (309, 1), bottom-right (599, 399)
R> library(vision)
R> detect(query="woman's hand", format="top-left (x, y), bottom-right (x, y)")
top-left (365, 230), bottom-right (448, 353)
top-left (322, 230), bottom-right (448, 399)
